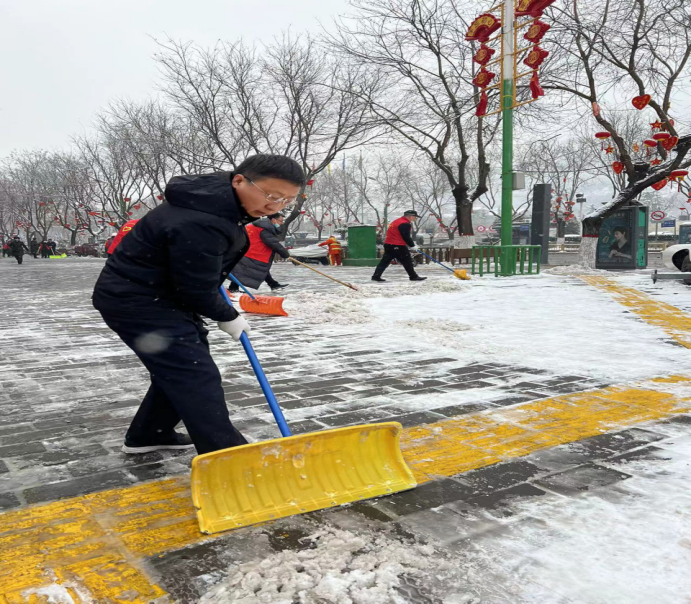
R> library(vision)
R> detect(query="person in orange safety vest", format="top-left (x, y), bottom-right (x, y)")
top-left (319, 235), bottom-right (342, 266)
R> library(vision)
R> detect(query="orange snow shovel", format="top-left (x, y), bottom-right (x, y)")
top-left (229, 274), bottom-right (288, 317)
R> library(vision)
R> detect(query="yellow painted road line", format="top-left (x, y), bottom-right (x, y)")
top-left (581, 275), bottom-right (691, 348)
top-left (1, 376), bottom-right (689, 601)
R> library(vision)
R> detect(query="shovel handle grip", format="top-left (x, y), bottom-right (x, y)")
top-left (219, 286), bottom-right (292, 437)
top-left (289, 257), bottom-right (358, 290)
top-left (420, 251), bottom-right (455, 274)
top-left (228, 274), bottom-right (256, 300)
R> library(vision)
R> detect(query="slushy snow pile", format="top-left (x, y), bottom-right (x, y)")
top-left (284, 279), bottom-right (468, 324)
top-left (543, 264), bottom-right (609, 275)
top-left (199, 526), bottom-right (450, 604)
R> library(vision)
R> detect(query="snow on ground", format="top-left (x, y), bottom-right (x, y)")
top-left (357, 275), bottom-right (691, 382)
top-left (451, 437), bottom-right (691, 604)
top-left (200, 527), bottom-right (455, 604)
top-left (542, 264), bottom-right (609, 275)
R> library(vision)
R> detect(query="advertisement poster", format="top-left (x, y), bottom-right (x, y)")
top-left (596, 210), bottom-right (635, 268)
top-left (679, 224), bottom-right (691, 245)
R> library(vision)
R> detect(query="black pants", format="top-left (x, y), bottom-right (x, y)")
top-left (13, 253), bottom-right (23, 265)
top-left (373, 244), bottom-right (419, 279)
top-left (265, 271), bottom-right (280, 288)
top-left (100, 311), bottom-right (247, 455)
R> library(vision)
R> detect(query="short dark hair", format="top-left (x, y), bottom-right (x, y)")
top-left (613, 227), bottom-right (627, 235)
top-left (268, 212), bottom-right (285, 220)
top-left (236, 154), bottom-right (305, 187)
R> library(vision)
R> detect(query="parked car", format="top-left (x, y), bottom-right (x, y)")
top-left (73, 243), bottom-right (100, 257)
top-left (289, 244), bottom-right (329, 265)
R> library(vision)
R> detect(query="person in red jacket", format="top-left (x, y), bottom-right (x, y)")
top-left (230, 212), bottom-right (291, 291)
top-left (319, 235), bottom-right (342, 266)
top-left (372, 210), bottom-right (426, 282)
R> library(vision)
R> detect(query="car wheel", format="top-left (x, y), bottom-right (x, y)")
top-left (681, 253), bottom-right (691, 285)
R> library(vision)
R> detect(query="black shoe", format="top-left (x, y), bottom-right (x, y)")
top-left (371, 276), bottom-right (386, 282)
top-left (270, 283), bottom-right (288, 291)
top-left (410, 276), bottom-right (427, 281)
top-left (122, 432), bottom-right (194, 454)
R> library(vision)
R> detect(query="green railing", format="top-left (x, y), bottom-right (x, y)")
top-left (471, 245), bottom-right (541, 277)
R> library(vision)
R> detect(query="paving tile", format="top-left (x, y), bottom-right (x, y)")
top-left (373, 478), bottom-right (478, 517)
top-left (0, 460), bottom-right (7, 474)
top-left (23, 470), bottom-right (136, 504)
top-left (0, 441), bottom-right (47, 458)
top-left (379, 411), bottom-right (446, 428)
top-left (460, 460), bottom-right (548, 494)
top-left (604, 445), bottom-right (673, 465)
top-left (0, 491), bottom-right (21, 510)
top-left (533, 463), bottom-right (632, 496)
top-left (433, 402), bottom-right (495, 417)
top-left (319, 409), bottom-right (392, 427)
top-left (465, 483), bottom-right (550, 518)
top-left (568, 428), bottom-right (666, 457)
top-left (438, 380), bottom-right (495, 391)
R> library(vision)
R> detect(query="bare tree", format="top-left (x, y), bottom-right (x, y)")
top-left (546, 0), bottom-right (691, 265)
top-left (330, 0), bottom-right (500, 247)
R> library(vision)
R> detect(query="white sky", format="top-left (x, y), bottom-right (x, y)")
top-left (0, 0), bottom-right (348, 156)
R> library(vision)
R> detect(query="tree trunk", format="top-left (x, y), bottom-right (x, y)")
top-left (578, 216), bottom-right (605, 268)
top-left (70, 230), bottom-right (78, 245)
top-left (453, 187), bottom-right (475, 249)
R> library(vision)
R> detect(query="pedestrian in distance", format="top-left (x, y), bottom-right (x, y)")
top-left (319, 235), bottom-right (342, 266)
top-left (39, 240), bottom-right (51, 258)
top-left (29, 237), bottom-right (39, 259)
top-left (8, 235), bottom-right (29, 264)
top-left (47, 239), bottom-right (57, 255)
top-left (2, 238), bottom-right (10, 258)
top-left (231, 211), bottom-right (291, 292)
top-left (372, 210), bottom-right (427, 282)
top-left (92, 154), bottom-right (304, 455)
top-left (104, 232), bottom-right (117, 255)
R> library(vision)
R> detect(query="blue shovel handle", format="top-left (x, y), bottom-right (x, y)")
top-left (420, 251), bottom-right (456, 274)
top-left (219, 286), bottom-right (292, 437)
top-left (228, 274), bottom-right (256, 300)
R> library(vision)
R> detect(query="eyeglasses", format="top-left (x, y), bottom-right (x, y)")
top-left (245, 176), bottom-right (297, 206)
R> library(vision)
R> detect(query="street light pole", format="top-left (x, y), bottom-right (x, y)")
top-left (499, 0), bottom-right (515, 276)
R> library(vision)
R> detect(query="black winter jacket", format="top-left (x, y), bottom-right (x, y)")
top-left (231, 218), bottom-right (290, 289)
top-left (93, 171), bottom-right (252, 322)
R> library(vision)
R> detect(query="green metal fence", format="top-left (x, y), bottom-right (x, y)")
top-left (471, 245), bottom-right (541, 277)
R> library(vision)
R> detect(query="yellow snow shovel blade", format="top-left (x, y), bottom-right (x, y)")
top-left (191, 422), bottom-right (416, 534)
top-left (454, 269), bottom-right (471, 280)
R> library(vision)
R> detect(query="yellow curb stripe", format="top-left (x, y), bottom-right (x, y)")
top-left (580, 275), bottom-right (691, 348)
top-left (1, 376), bottom-right (689, 601)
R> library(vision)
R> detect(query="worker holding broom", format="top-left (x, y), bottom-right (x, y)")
top-left (372, 210), bottom-right (427, 282)
top-left (319, 235), bottom-right (342, 266)
top-left (229, 212), bottom-right (291, 292)
top-left (92, 154), bottom-right (304, 455)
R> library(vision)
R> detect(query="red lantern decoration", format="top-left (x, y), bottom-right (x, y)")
top-left (88, 211), bottom-right (98, 216)
top-left (38, 202), bottom-right (46, 207)
top-left (650, 158), bottom-right (662, 166)
top-left (465, 14), bottom-right (501, 43)
top-left (156, 195), bottom-right (163, 200)
top-left (109, 222), bottom-right (117, 226)
top-left (670, 170), bottom-right (689, 192)
top-left (523, 46), bottom-right (549, 70)
top-left (306, 179), bottom-right (315, 187)
top-left (604, 146), bottom-right (614, 154)
top-left (133, 204), bottom-right (141, 210)
top-left (643, 139), bottom-right (658, 156)
top-left (473, 44), bottom-right (496, 66)
top-left (595, 132), bottom-right (611, 150)
top-left (529, 71), bottom-right (544, 100)
top-left (127, 212), bottom-right (133, 216)
top-left (124, 198), bottom-right (131, 202)
top-left (524, 20), bottom-right (550, 44)
top-left (651, 179), bottom-right (668, 191)
top-left (612, 161), bottom-right (624, 174)
top-left (662, 136), bottom-right (678, 151)
top-left (515, 0), bottom-right (556, 18)
top-left (650, 121), bottom-right (663, 132)
top-left (632, 94), bottom-right (651, 110)
top-left (633, 143), bottom-right (640, 153)
top-left (652, 132), bottom-right (670, 142)
top-left (472, 67), bottom-right (496, 88)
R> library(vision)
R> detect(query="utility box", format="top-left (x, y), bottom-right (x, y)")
top-left (596, 205), bottom-right (648, 269)
top-left (343, 225), bottom-right (379, 267)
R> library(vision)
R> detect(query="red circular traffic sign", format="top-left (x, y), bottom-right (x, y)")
top-left (651, 211), bottom-right (666, 221)
top-left (476, 225), bottom-right (487, 233)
